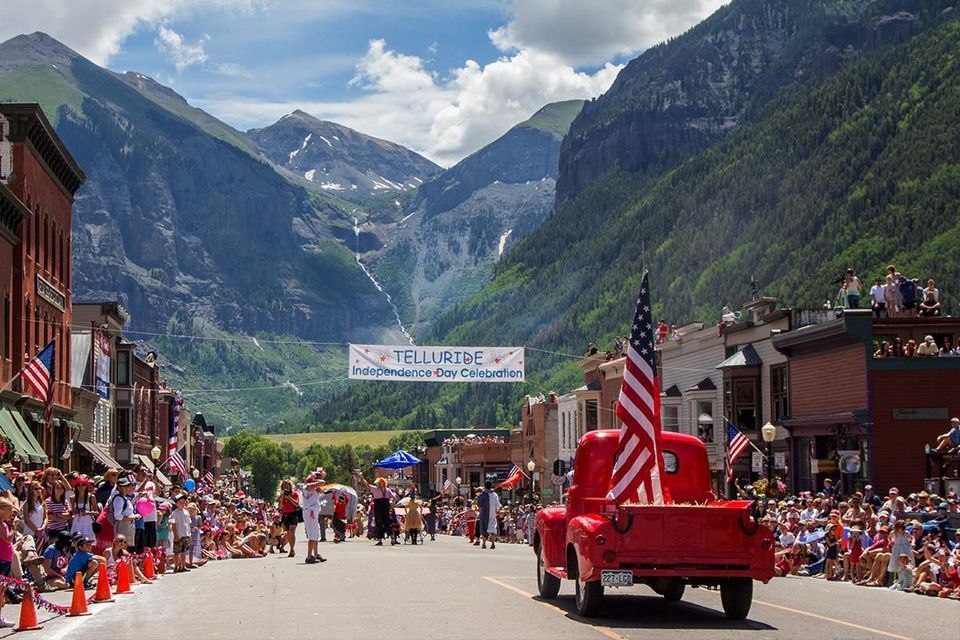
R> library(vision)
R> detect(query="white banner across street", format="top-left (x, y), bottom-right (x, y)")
top-left (348, 344), bottom-right (525, 382)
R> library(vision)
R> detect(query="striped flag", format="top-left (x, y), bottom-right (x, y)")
top-left (725, 420), bottom-right (750, 484)
top-left (607, 272), bottom-right (665, 505)
top-left (495, 462), bottom-right (525, 490)
top-left (20, 341), bottom-right (55, 427)
top-left (442, 478), bottom-right (452, 494)
top-left (203, 469), bottom-right (215, 486)
top-left (167, 393), bottom-right (186, 475)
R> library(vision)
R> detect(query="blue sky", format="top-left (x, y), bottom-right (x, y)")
top-left (2, 1), bottom-right (728, 165)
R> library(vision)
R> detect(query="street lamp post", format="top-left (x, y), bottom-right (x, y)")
top-left (150, 445), bottom-right (161, 462)
top-left (527, 460), bottom-right (536, 501)
top-left (455, 476), bottom-right (461, 499)
top-left (761, 422), bottom-right (777, 494)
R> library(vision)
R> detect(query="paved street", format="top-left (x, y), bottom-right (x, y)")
top-left (7, 531), bottom-right (956, 640)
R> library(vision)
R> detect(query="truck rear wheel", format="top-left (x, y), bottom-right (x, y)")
top-left (537, 544), bottom-right (561, 599)
top-left (720, 578), bottom-right (753, 620)
top-left (575, 577), bottom-right (604, 617)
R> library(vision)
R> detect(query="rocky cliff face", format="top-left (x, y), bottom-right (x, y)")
top-left (0, 33), bottom-right (392, 339)
top-left (247, 110), bottom-right (440, 201)
top-left (373, 101), bottom-right (582, 333)
top-left (555, 0), bottom-right (941, 205)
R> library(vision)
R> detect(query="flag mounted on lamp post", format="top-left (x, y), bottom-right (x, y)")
top-left (20, 341), bottom-right (55, 428)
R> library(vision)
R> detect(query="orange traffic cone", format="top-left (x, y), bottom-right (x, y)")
top-left (143, 553), bottom-right (155, 580)
top-left (115, 557), bottom-right (133, 595)
top-left (93, 562), bottom-right (114, 603)
top-left (66, 572), bottom-right (91, 617)
top-left (13, 584), bottom-right (43, 631)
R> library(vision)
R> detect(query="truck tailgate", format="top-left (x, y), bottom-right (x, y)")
top-left (613, 501), bottom-right (765, 562)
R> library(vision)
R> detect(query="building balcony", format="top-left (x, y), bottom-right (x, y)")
top-left (459, 442), bottom-right (511, 464)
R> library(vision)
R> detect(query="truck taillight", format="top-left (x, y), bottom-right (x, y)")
top-left (595, 535), bottom-right (606, 546)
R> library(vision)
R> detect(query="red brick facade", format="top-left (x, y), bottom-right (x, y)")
top-left (788, 345), bottom-right (867, 417)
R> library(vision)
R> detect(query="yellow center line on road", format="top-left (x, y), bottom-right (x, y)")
top-left (483, 576), bottom-right (628, 640)
top-left (749, 598), bottom-right (915, 640)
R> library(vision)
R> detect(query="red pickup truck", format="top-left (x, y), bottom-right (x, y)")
top-left (534, 429), bottom-right (774, 618)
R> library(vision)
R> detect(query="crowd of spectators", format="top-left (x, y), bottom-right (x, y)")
top-left (846, 265), bottom-right (944, 318)
top-left (441, 434), bottom-right (506, 447)
top-left (0, 463), bottom-right (274, 627)
top-left (874, 334), bottom-right (956, 358)
top-left (741, 480), bottom-right (960, 599)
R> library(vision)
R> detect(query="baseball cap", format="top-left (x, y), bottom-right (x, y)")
top-left (117, 477), bottom-right (132, 487)
top-left (888, 487), bottom-right (899, 495)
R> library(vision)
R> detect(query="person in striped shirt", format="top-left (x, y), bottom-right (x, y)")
top-left (43, 480), bottom-right (72, 541)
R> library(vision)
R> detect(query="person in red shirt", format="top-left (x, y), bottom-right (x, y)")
top-left (277, 479), bottom-right (300, 558)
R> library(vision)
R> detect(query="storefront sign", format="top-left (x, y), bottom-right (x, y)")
top-left (751, 451), bottom-right (763, 473)
top-left (892, 407), bottom-right (948, 421)
top-left (348, 344), bottom-right (524, 382)
top-left (839, 451), bottom-right (861, 474)
top-left (95, 331), bottom-right (111, 399)
top-left (35, 274), bottom-right (65, 311)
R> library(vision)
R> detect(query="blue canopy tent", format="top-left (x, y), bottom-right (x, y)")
top-left (373, 450), bottom-right (422, 470)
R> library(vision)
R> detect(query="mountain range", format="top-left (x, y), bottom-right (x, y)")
top-left (1, 0), bottom-right (957, 433)
top-left (312, 0), bottom-right (960, 432)
top-left (372, 100), bottom-right (583, 332)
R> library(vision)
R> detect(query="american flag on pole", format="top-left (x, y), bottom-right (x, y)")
top-left (167, 392), bottom-right (186, 475)
top-left (442, 478), bottom-right (452, 494)
top-left (725, 420), bottom-right (750, 484)
top-left (20, 341), bottom-right (55, 428)
top-left (203, 469), bottom-right (215, 486)
top-left (607, 272), bottom-right (666, 505)
top-left (495, 462), bottom-right (526, 490)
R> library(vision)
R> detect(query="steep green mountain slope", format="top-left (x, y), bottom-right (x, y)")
top-left (556, 0), bottom-right (947, 204)
top-left (0, 33), bottom-right (393, 341)
top-left (312, 4), bottom-right (960, 431)
top-left (373, 100), bottom-right (583, 333)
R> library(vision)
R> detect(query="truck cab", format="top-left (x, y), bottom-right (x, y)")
top-left (534, 429), bottom-right (774, 618)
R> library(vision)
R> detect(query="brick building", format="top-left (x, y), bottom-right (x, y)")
top-left (773, 310), bottom-right (960, 494)
top-left (0, 103), bottom-right (84, 464)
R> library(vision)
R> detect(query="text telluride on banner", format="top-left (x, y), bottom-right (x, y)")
top-left (348, 344), bottom-right (525, 382)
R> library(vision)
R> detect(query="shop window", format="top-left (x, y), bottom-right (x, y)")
top-left (696, 400), bottom-right (715, 443)
top-left (115, 408), bottom-right (130, 443)
top-left (661, 403), bottom-right (680, 432)
top-left (771, 364), bottom-right (788, 422)
top-left (585, 399), bottom-right (598, 431)
top-left (116, 351), bottom-right (130, 386)
top-left (731, 377), bottom-right (759, 431)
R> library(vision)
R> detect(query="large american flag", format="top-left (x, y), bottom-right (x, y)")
top-left (167, 393), bottom-right (186, 475)
top-left (608, 272), bottom-right (665, 505)
top-left (495, 463), bottom-right (525, 490)
top-left (725, 420), bottom-right (750, 483)
top-left (20, 341), bottom-right (55, 428)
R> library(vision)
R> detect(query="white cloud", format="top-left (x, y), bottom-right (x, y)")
top-left (490, 0), bottom-right (730, 65)
top-left (0, 0), bottom-right (269, 65)
top-left (155, 26), bottom-right (208, 72)
top-left (197, 39), bottom-right (620, 166)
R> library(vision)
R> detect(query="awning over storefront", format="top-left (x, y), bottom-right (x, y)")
top-left (78, 440), bottom-right (123, 470)
top-left (0, 408), bottom-right (34, 464)
top-left (716, 344), bottom-right (763, 369)
top-left (135, 454), bottom-right (173, 488)
top-left (0, 406), bottom-right (48, 464)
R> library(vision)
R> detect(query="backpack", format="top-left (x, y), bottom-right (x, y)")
top-left (96, 494), bottom-right (121, 542)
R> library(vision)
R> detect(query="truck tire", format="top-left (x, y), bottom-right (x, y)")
top-left (662, 582), bottom-right (685, 602)
top-left (720, 578), bottom-right (753, 620)
top-left (537, 544), bottom-right (561, 599)
top-left (575, 577), bottom-right (604, 617)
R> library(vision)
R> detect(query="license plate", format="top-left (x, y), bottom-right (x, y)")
top-left (600, 570), bottom-right (633, 587)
